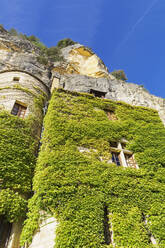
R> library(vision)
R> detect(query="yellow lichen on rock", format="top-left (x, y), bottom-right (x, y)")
top-left (65, 46), bottom-right (109, 78)
top-left (0, 42), bottom-right (11, 52)
top-left (52, 66), bottom-right (68, 75)
top-left (69, 47), bottom-right (93, 58)
top-left (52, 63), bottom-right (79, 75)
top-left (95, 71), bottom-right (108, 78)
top-left (53, 45), bottom-right (115, 79)
top-left (0, 40), bottom-right (22, 52)
top-left (66, 63), bottom-right (79, 74)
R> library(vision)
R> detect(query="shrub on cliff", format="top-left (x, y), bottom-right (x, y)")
top-left (57, 38), bottom-right (76, 48)
top-left (8, 28), bottom-right (18, 36)
top-left (111, 69), bottom-right (128, 81)
top-left (37, 47), bottom-right (64, 65)
top-left (37, 56), bottom-right (48, 65)
top-left (45, 46), bottom-right (64, 62)
top-left (7, 27), bottom-right (65, 64)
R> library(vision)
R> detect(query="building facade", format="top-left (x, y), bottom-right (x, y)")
top-left (0, 28), bottom-right (165, 248)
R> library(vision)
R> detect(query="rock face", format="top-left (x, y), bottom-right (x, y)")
top-left (1, 29), bottom-right (164, 124)
top-left (0, 30), bottom-right (50, 87)
top-left (106, 79), bottom-right (165, 124)
top-left (52, 45), bottom-right (165, 124)
top-left (61, 44), bottom-right (111, 78)
top-left (29, 217), bottom-right (57, 248)
top-left (54, 73), bottom-right (165, 124)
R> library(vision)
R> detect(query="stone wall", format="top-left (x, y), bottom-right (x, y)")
top-left (0, 71), bottom-right (49, 116)
top-left (7, 220), bottom-right (23, 248)
top-left (29, 217), bottom-right (57, 248)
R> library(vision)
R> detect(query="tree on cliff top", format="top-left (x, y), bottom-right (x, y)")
top-left (111, 69), bottom-right (128, 81)
top-left (57, 38), bottom-right (77, 48)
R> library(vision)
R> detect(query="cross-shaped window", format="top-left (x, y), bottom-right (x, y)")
top-left (110, 140), bottom-right (138, 169)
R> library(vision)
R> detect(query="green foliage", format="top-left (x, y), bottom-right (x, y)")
top-left (45, 46), bottom-right (64, 62)
top-left (8, 28), bottom-right (28, 40)
top-left (0, 111), bottom-right (37, 222)
top-left (7, 27), bottom-right (66, 64)
top-left (111, 70), bottom-right (128, 81)
top-left (19, 194), bottom-right (41, 245)
top-left (0, 82), bottom-right (46, 224)
top-left (21, 90), bottom-right (165, 247)
top-left (27, 35), bottom-right (39, 42)
top-left (28, 35), bottom-right (65, 62)
top-left (0, 189), bottom-right (27, 222)
top-left (37, 56), bottom-right (48, 65)
top-left (26, 36), bottom-right (47, 52)
top-left (8, 28), bottom-right (18, 36)
top-left (57, 38), bottom-right (76, 48)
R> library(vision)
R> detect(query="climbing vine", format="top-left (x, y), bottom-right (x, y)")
top-left (21, 89), bottom-right (165, 247)
top-left (0, 86), bottom-right (47, 223)
top-left (0, 111), bottom-right (36, 221)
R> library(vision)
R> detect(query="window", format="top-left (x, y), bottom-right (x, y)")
top-left (13, 77), bottom-right (20, 82)
top-left (110, 141), bottom-right (138, 169)
top-left (111, 152), bottom-right (121, 166)
top-left (11, 101), bottom-right (27, 118)
top-left (90, 89), bottom-right (106, 98)
top-left (125, 154), bottom-right (137, 168)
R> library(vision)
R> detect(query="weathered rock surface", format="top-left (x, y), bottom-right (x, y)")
top-left (29, 217), bottom-right (57, 248)
top-left (54, 73), bottom-right (165, 124)
top-left (52, 45), bottom-right (165, 125)
top-left (53, 44), bottom-right (114, 79)
top-left (0, 28), bottom-right (164, 124)
top-left (106, 79), bottom-right (165, 124)
top-left (0, 30), bottom-right (50, 87)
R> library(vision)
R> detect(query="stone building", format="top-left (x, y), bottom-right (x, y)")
top-left (0, 27), bottom-right (165, 248)
top-left (0, 70), bottom-right (49, 118)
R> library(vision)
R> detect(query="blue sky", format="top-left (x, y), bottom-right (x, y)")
top-left (0, 0), bottom-right (165, 98)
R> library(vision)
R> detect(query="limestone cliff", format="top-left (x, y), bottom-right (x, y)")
top-left (52, 44), bottom-right (165, 124)
top-left (0, 27), bottom-right (164, 124)
top-left (0, 27), bottom-right (165, 248)
top-left (0, 26), bottom-right (50, 87)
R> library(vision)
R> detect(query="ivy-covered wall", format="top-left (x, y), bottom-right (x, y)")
top-left (0, 83), bottom-right (47, 224)
top-left (0, 112), bottom-right (36, 223)
top-left (21, 89), bottom-right (165, 248)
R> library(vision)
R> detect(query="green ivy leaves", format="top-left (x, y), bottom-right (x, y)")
top-left (21, 90), bottom-right (165, 247)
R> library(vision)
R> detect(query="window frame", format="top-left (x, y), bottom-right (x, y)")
top-left (13, 77), bottom-right (20, 82)
top-left (110, 140), bottom-right (139, 169)
top-left (11, 101), bottom-right (27, 119)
